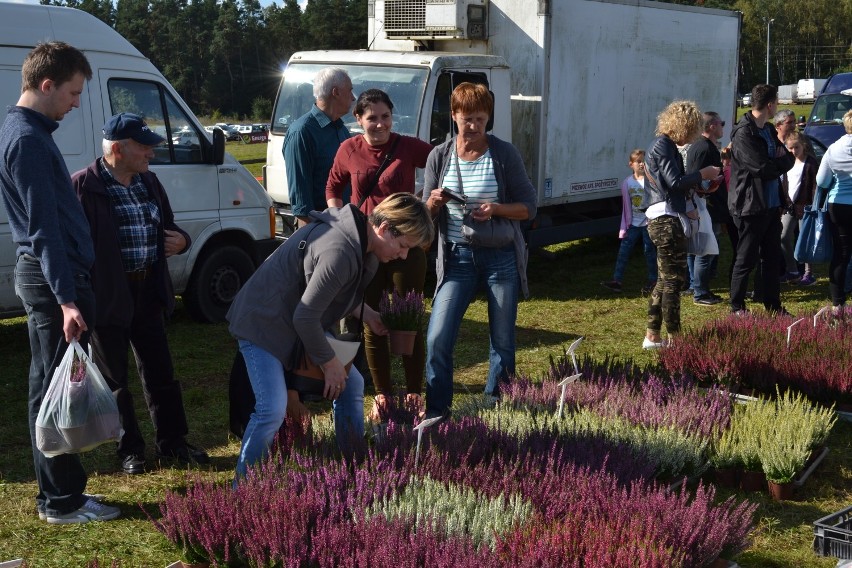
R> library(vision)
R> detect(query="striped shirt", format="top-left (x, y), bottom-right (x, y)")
top-left (98, 158), bottom-right (159, 271)
top-left (441, 150), bottom-right (499, 243)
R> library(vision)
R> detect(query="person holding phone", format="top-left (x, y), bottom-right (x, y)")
top-left (421, 82), bottom-right (536, 420)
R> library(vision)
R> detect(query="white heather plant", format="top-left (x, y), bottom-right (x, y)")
top-left (364, 475), bottom-right (533, 550)
top-left (478, 407), bottom-right (708, 479)
top-left (709, 424), bottom-right (742, 470)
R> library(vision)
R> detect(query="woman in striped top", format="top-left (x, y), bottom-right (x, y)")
top-left (422, 82), bottom-right (537, 420)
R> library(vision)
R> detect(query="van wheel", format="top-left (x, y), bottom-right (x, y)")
top-left (183, 245), bottom-right (255, 323)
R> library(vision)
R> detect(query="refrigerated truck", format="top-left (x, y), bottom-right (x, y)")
top-left (264, 0), bottom-right (741, 247)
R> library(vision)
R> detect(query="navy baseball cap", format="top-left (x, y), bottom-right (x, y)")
top-left (102, 113), bottom-right (165, 145)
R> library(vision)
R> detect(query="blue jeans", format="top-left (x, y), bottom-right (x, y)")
top-left (425, 243), bottom-right (519, 416)
top-left (687, 222), bottom-right (721, 297)
top-left (15, 254), bottom-right (93, 516)
top-left (234, 338), bottom-right (364, 481)
top-left (612, 225), bottom-right (657, 283)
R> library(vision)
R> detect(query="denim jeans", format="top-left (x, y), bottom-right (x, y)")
top-left (15, 254), bottom-right (93, 516)
top-left (612, 225), bottom-right (657, 283)
top-left (425, 243), bottom-right (519, 416)
top-left (235, 338), bottom-right (364, 481)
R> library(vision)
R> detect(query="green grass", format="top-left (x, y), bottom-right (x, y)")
top-left (1, 130), bottom-right (849, 566)
top-left (1, 235), bottom-right (849, 566)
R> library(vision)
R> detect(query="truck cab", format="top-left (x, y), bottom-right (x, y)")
top-left (264, 51), bottom-right (510, 237)
top-left (804, 73), bottom-right (852, 158)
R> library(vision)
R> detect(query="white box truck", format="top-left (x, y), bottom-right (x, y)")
top-left (778, 84), bottom-right (798, 104)
top-left (263, 0), bottom-right (741, 246)
top-left (797, 78), bottom-right (827, 103)
top-left (0, 3), bottom-right (279, 322)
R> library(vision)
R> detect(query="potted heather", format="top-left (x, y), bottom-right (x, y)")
top-left (379, 289), bottom-right (425, 356)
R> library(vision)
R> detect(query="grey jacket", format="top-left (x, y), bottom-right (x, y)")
top-left (227, 205), bottom-right (377, 366)
top-left (424, 135), bottom-right (537, 297)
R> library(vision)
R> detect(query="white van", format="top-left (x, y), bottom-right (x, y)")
top-left (0, 3), bottom-right (278, 322)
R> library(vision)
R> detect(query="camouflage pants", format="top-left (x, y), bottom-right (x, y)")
top-left (646, 215), bottom-right (688, 335)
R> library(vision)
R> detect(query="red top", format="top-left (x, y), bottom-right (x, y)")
top-left (325, 133), bottom-right (433, 214)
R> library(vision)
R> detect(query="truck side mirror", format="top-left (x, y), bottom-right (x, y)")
top-left (211, 127), bottom-right (225, 165)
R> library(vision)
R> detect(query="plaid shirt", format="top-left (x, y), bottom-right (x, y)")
top-left (98, 158), bottom-right (159, 272)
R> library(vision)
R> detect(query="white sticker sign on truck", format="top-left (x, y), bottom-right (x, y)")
top-left (570, 178), bottom-right (619, 194)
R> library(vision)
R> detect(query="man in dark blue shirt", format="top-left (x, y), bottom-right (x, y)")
top-left (0, 41), bottom-right (121, 525)
top-left (284, 67), bottom-right (354, 227)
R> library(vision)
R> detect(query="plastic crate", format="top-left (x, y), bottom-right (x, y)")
top-left (814, 505), bottom-right (852, 559)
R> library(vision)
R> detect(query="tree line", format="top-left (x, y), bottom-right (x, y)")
top-left (44, 0), bottom-right (851, 119)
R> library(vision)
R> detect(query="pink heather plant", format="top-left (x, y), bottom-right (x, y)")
top-left (659, 312), bottom-right (852, 404)
top-left (379, 288), bottom-right (425, 331)
top-left (151, 416), bottom-right (756, 567)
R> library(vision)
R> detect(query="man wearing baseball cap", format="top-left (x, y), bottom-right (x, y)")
top-left (72, 113), bottom-right (209, 474)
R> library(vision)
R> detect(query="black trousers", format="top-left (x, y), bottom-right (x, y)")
top-left (828, 202), bottom-right (852, 306)
top-left (730, 211), bottom-right (782, 312)
top-left (90, 276), bottom-right (188, 456)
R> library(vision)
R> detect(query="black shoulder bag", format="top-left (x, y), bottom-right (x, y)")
top-left (356, 134), bottom-right (402, 210)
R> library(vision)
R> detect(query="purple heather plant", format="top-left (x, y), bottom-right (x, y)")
top-left (151, 422), bottom-right (756, 568)
top-left (378, 288), bottom-right (425, 331)
top-left (659, 312), bottom-right (852, 404)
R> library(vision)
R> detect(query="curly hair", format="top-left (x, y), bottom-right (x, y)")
top-left (844, 110), bottom-right (852, 134)
top-left (655, 100), bottom-right (702, 145)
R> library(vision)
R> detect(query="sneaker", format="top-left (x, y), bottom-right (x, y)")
top-left (732, 308), bottom-right (749, 317)
top-left (38, 493), bottom-right (107, 521)
top-left (45, 498), bottom-right (120, 525)
top-left (641, 281), bottom-right (657, 295)
top-left (600, 280), bottom-right (622, 292)
top-left (642, 337), bottom-right (664, 350)
top-left (799, 273), bottom-right (816, 286)
top-left (121, 454), bottom-right (145, 475)
top-left (694, 294), bottom-right (722, 306)
top-left (156, 442), bottom-right (210, 466)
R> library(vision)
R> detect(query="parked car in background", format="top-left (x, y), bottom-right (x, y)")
top-left (172, 129), bottom-right (200, 146)
top-left (740, 93), bottom-right (751, 107)
top-left (214, 123), bottom-right (242, 141)
top-left (797, 78), bottom-right (827, 103)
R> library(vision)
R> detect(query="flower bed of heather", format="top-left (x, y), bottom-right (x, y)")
top-left (152, 423), bottom-right (757, 568)
top-left (657, 311), bottom-right (852, 405)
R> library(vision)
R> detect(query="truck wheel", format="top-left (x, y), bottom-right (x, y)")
top-left (183, 245), bottom-right (255, 323)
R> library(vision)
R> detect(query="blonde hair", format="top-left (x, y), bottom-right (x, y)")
top-left (369, 193), bottom-right (435, 248)
top-left (655, 100), bottom-right (702, 145)
top-left (844, 110), bottom-right (852, 134)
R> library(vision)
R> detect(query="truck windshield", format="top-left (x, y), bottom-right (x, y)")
top-left (271, 64), bottom-right (428, 137)
top-left (810, 93), bottom-right (852, 126)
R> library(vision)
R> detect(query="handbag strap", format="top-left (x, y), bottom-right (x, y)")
top-left (813, 185), bottom-right (829, 212)
top-left (356, 134), bottom-right (402, 211)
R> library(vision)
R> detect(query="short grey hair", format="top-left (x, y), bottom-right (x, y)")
top-left (102, 137), bottom-right (124, 157)
top-left (313, 67), bottom-right (350, 101)
top-left (774, 108), bottom-right (795, 124)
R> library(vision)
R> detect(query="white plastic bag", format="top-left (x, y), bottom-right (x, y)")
top-left (687, 197), bottom-right (719, 256)
top-left (35, 339), bottom-right (123, 457)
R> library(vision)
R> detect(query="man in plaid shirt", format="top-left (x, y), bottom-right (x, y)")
top-left (72, 113), bottom-right (209, 475)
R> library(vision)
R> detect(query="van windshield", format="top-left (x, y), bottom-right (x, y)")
top-left (271, 64), bottom-right (428, 137)
top-left (810, 93), bottom-right (852, 125)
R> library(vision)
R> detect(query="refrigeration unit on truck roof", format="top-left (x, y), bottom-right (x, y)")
top-left (378, 0), bottom-right (488, 40)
